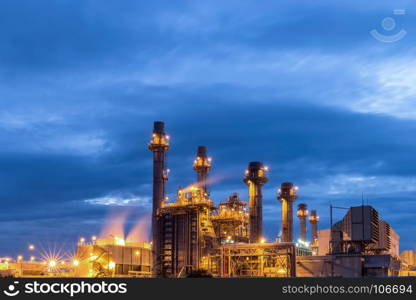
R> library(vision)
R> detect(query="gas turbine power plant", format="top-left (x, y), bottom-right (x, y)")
top-left (145, 121), bottom-right (411, 278)
top-left (148, 121), bottom-right (309, 277)
top-left (1, 120), bottom-right (415, 278)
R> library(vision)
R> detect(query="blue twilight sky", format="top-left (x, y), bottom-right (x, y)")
top-left (0, 0), bottom-right (415, 257)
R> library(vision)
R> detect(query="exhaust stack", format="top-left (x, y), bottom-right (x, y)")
top-left (278, 182), bottom-right (298, 243)
top-left (193, 146), bottom-right (211, 194)
top-left (309, 209), bottom-right (319, 246)
top-left (148, 121), bottom-right (170, 274)
top-left (244, 162), bottom-right (268, 243)
top-left (297, 203), bottom-right (308, 242)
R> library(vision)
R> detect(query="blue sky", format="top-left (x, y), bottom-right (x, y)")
top-left (0, 0), bottom-right (415, 257)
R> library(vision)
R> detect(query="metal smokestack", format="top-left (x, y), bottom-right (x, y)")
top-left (244, 162), bottom-right (268, 243)
top-left (297, 203), bottom-right (308, 242)
top-left (309, 209), bottom-right (319, 245)
top-left (278, 182), bottom-right (298, 243)
top-left (148, 121), bottom-right (170, 274)
top-left (193, 146), bottom-right (211, 194)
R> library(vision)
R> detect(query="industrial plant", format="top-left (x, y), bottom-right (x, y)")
top-left (1, 121), bottom-right (415, 278)
top-left (146, 121), bottom-right (415, 278)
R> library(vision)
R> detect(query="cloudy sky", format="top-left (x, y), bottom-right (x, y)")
top-left (0, 0), bottom-right (415, 257)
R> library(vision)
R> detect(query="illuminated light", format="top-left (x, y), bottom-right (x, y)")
top-left (166, 135), bottom-right (170, 139)
top-left (208, 157), bottom-right (212, 162)
top-left (89, 254), bottom-right (98, 261)
top-left (108, 261), bottom-right (116, 269)
top-left (135, 251), bottom-right (140, 256)
top-left (114, 237), bottom-right (125, 246)
top-left (263, 166), bottom-right (269, 171)
top-left (48, 260), bottom-right (57, 268)
top-left (277, 268), bottom-right (286, 274)
top-left (80, 237), bottom-right (85, 243)
top-left (17, 255), bottom-right (23, 261)
top-left (245, 170), bottom-right (249, 174)
top-left (28, 244), bottom-right (35, 251)
top-left (73, 259), bottom-right (80, 266)
top-left (61, 261), bottom-right (65, 265)
top-left (30, 256), bottom-right (35, 262)
top-left (294, 186), bottom-right (299, 191)
top-left (260, 238), bottom-right (266, 244)
top-left (91, 236), bottom-right (97, 242)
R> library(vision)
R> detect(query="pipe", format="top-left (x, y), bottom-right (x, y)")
top-left (297, 203), bottom-right (308, 242)
top-left (244, 162), bottom-right (268, 243)
top-left (309, 209), bottom-right (319, 245)
top-left (148, 121), bottom-right (170, 275)
top-left (193, 146), bottom-right (211, 194)
top-left (278, 182), bottom-right (298, 243)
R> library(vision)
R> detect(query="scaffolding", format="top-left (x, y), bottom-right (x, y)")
top-left (211, 193), bottom-right (249, 244)
top-left (206, 243), bottom-right (296, 277)
top-left (158, 186), bottom-right (216, 277)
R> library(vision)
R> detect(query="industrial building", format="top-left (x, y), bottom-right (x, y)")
top-left (147, 121), bottom-right (316, 277)
top-left (74, 238), bottom-right (152, 277)
top-left (400, 250), bottom-right (416, 276)
top-left (147, 121), bottom-right (413, 278)
top-left (297, 205), bottom-right (402, 277)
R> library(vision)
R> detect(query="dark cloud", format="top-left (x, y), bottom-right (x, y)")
top-left (0, 0), bottom-right (415, 255)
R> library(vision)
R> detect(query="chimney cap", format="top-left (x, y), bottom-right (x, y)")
top-left (297, 203), bottom-right (307, 210)
top-left (248, 161), bottom-right (263, 170)
top-left (197, 146), bottom-right (207, 157)
top-left (153, 121), bottom-right (165, 133)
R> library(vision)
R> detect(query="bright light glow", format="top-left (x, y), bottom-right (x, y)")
top-left (91, 236), bottom-right (97, 241)
top-left (114, 236), bottom-right (125, 246)
top-left (17, 255), bottom-right (23, 261)
top-left (30, 256), bottom-right (35, 261)
top-left (28, 244), bottom-right (35, 251)
top-left (80, 237), bottom-right (85, 243)
top-left (108, 261), bottom-right (116, 269)
top-left (48, 260), bottom-right (57, 268)
top-left (277, 268), bottom-right (286, 274)
top-left (297, 239), bottom-right (310, 247)
top-left (73, 259), bottom-right (80, 266)
top-left (135, 251), bottom-right (140, 256)
top-left (260, 238), bottom-right (266, 244)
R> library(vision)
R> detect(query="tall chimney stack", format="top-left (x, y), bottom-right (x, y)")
top-left (193, 146), bottom-right (211, 194)
top-left (244, 162), bottom-right (268, 243)
top-left (309, 209), bottom-right (319, 246)
top-left (278, 182), bottom-right (298, 243)
top-left (148, 121), bottom-right (170, 274)
top-left (297, 203), bottom-right (308, 241)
